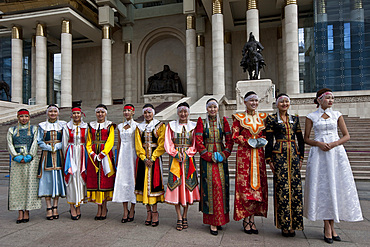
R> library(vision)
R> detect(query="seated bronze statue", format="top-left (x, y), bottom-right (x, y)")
top-left (146, 65), bottom-right (185, 95)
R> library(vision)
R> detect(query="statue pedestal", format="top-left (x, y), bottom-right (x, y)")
top-left (236, 79), bottom-right (275, 113)
top-left (142, 93), bottom-right (184, 103)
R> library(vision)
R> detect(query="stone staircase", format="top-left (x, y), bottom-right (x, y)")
top-left (1, 106), bottom-right (370, 181)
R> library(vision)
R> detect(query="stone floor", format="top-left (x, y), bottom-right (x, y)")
top-left (0, 177), bottom-right (369, 247)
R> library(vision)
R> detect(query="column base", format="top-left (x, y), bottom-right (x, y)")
top-left (142, 93), bottom-right (184, 103)
top-left (236, 79), bottom-right (275, 113)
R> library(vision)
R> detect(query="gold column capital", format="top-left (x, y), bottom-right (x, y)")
top-left (62, 20), bottom-right (71, 34)
top-left (12, 26), bottom-right (22, 39)
top-left (197, 34), bottom-right (204, 47)
top-left (36, 23), bottom-right (46, 37)
top-left (212, 0), bottom-right (223, 15)
top-left (247, 0), bottom-right (258, 10)
top-left (102, 25), bottom-right (112, 39)
top-left (285, 0), bottom-right (297, 6)
top-left (224, 32), bottom-right (231, 44)
top-left (125, 42), bottom-right (132, 54)
top-left (352, 0), bottom-right (362, 10)
top-left (186, 15), bottom-right (195, 30)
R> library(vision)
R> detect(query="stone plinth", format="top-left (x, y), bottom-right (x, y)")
top-left (236, 79), bottom-right (275, 113)
top-left (142, 93), bottom-right (184, 103)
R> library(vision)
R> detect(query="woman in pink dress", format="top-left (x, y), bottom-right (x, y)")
top-left (164, 102), bottom-right (200, 231)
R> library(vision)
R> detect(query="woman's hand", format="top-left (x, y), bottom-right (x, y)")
top-left (317, 141), bottom-right (330, 151)
top-left (299, 160), bottom-right (303, 170)
top-left (145, 159), bottom-right (153, 168)
top-left (327, 141), bottom-right (338, 150)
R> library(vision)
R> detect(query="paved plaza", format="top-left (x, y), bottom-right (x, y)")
top-left (0, 177), bottom-right (369, 247)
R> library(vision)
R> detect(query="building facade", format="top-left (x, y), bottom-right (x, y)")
top-left (0, 0), bottom-right (369, 114)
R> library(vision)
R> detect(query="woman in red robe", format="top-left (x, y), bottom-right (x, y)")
top-left (195, 98), bottom-right (233, 235)
top-left (232, 91), bottom-right (268, 234)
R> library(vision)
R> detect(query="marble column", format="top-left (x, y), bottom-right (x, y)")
top-left (196, 34), bottom-right (205, 99)
top-left (277, 27), bottom-right (284, 93)
top-left (36, 23), bottom-right (47, 105)
top-left (124, 42), bottom-right (133, 103)
top-left (31, 36), bottom-right (36, 99)
top-left (246, 0), bottom-right (259, 41)
top-left (61, 20), bottom-right (72, 107)
top-left (11, 26), bottom-right (23, 103)
top-left (284, 0), bottom-right (299, 94)
top-left (212, 0), bottom-right (225, 95)
top-left (224, 32), bottom-right (233, 99)
top-left (186, 15), bottom-right (197, 102)
top-left (102, 25), bottom-right (112, 105)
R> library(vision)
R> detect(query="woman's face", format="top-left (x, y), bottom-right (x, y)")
top-left (72, 111), bottom-right (82, 123)
top-left (244, 96), bottom-right (259, 112)
top-left (207, 101), bottom-right (218, 117)
top-left (320, 94), bottom-right (334, 109)
top-left (18, 114), bottom-right (30, 125)
top-left (144, 110), bottom-right (154, 122)
top-left (48, 109), bottom-right (58, 121)
top-left (277, 98), bottom-right (290, 112)
top-left (178, 109), bottom-right (189, 123)
top-left (123, 109), bottom-right (134, 121)
top-left (96, 110), bottom-right (106, 123)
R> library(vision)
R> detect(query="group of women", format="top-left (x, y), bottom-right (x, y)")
top-left (7, 88), bottom-right (363, 244)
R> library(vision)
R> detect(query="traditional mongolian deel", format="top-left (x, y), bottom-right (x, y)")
top-left (37, 120), bottom-right (67, 198)
top-left (135, 118), bottom-right (165, 205)
top-left (113, 119), bottom-right (138, 204)
top-left (86, 121), bottom-right (116, 204)
top-left (164, 120), bottom-right (200, 206)
top-left (62, 120), bottom-right (88, 206)
top-left (195, 116), bottom-right (233, 226)
top-left (232, 112), bottom-right (268, 221)
top-left (304, 107), bottom-right (363, 222)
top-left (265, 113), bottom-right (304, 231)
top-left (7, 123), bottom-right (41, 211)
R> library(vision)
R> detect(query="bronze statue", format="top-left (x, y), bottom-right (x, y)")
top-left (146, 65), bottom-right (184, 95)
top-left (0, 75), bottom-right (11, 101)
top-left (240, 32), bottom-right (266, 80)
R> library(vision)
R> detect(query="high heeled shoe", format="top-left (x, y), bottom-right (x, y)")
top-left (151, 211), bottom-right (159, 227)
top-left (243, 219), bottom-right (252, 234)
top-left (249, 222), bottom-right (258, 234)
top-left (52, 206), bottom-right (59, 219)
top-left (332, 235), bottom-right (341, 241)
top-left (127, 210), bottom-right (135, 222)
top-left (145, 210), bottom-right (152, 226)
top-left (210, 226), bottom-right (218, 236)
top-left (323, 228), bottom-right (333, 244)
top-left (282, 230), bottom-right (290, 237)
top-left (46, 207), bottom-right (53, 220)
top-left (121, 210), bottom-right (129, 223)
top-left (100, 208), bottom-right (108, 220)
top-left (69, 210), bottom-right (78, 220)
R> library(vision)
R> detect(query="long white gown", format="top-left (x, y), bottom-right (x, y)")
top-left (62, 120), bottom-right (88, 206)
top-left (112, 119), bottom-right (138, 203)
top-left (304, 106), bottom-right (363, 223)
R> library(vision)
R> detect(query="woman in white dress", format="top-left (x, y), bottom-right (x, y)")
top-left (62, 107), bottom-right (88, 220)
top-left (304, 88), bottom-right (363, 244)
top-left (113, 104), bottom-right (138, 223)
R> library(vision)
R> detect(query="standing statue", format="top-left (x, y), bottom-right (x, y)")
top-left (146, 65), bottom-right (185, 95)
top-left (240, 32), bottom-right (266, 80)
top-left (0, 75), bottom-right (11, 101)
